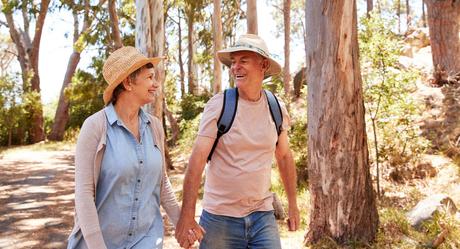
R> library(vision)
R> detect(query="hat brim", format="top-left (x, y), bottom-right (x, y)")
top-left (103, 57), bottom-right (163, 104)
top-left (217, 48), bottom-right (281, 78)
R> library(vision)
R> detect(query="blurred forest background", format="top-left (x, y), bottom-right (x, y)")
top-left (1, 0), bottom-right (460, 248)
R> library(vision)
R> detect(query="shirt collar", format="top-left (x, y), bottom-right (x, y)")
top-left (138, 107), bottom-right (150, 124)
top-left (104, 103), bottom-right (119, 125)
top-left (104, 103), bottom-right (151, 126)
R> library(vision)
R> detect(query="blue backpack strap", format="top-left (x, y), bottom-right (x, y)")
top-left (207, 88), bottom-right (238, 162)
top-left (264, 89), bottom-right (283, 137)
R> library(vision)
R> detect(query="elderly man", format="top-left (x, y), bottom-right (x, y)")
top-left (176, 34), bottom-right (300, 249)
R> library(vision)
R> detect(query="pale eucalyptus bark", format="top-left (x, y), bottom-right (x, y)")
top-left (212, 0), bottom-right (223, 94)
top-left (136, 0), bottom-right (165, 120)
top-left (305, 0), bottom-right (378, 244)
top-left (283, 0), bottom-right (291, 100)
top-left (247, 0), bottom-right (258, 34)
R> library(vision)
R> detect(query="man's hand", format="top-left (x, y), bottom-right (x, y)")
top-left (175, 215), bottom-right (205, 248)
top-left (287, 204), bottom-right (300, 231)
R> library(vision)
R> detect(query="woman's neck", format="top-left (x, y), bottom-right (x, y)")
top-left (114, 96), bottom-right (141, 124)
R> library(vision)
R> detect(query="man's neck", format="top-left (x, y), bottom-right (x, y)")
top-left (238, 82), bottom-right (263, 102)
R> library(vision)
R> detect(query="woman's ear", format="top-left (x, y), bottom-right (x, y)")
top-left (121, 78), bottom-right (132, 91)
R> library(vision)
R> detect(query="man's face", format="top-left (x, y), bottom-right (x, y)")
top-left (230, 51), bottom-right (267, 88)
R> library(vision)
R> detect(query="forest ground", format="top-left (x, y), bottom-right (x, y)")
top-left (0, 143), bottom-right (305, 249)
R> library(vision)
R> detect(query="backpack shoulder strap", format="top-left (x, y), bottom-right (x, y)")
top-left (207, 88), bottom-right (238, 162)
top-left (264, 89), bottom-right (283, 137)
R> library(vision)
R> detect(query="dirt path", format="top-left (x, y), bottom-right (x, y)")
top-left (0, 147), bottom-right (75, 249)
top-left (0, 146), bottom-right (304, 249)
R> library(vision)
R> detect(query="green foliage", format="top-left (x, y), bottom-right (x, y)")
top-left (417, 211), bottom-right (460, 248)
top-left (0, 74), bottom-right (27, 146)
top-left (179, 93), bottom-right (211, 121)
top-left (176, 114), bottom-right (202, 155)
top-left (359, 12), bottom-right (429, 167)
top-left (65, 62), bottom-right (105, 129)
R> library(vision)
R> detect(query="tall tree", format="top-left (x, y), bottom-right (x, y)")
top-left (136, 0), bottom-right (165, 119)
top-left (406, 0), bottom-right (411, 30)
top-left (183, 0), bottom-right (202, 95)
top-left (422, 0), bottom-right (427, 28)
top-left (305, 0), bottom-right (378, 244)
top-left (283, 0), bottom-right (291, 99)
top-left (397, 0), bottom-right (401, 33)
top-left (178, 8), bottom-right (186, 97)
top-left (2, 0), bottom-right (50, 143)
top-left (212, 0), bottom-right (223, 94)
top-left (247, 0), bottom-right (258, 34)
top-left (367, 0), bottom-right (373, 16)
top-left (108, 0), bottom-right (123, 50)
top-left (49, 0), bottom-right (106, 141)
top-left (425, 0), bottom-right (460, 85)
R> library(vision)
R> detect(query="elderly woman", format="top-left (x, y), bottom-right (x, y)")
top-left (67, 46), bottom-right (204, 249)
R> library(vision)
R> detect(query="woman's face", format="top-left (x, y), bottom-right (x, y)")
top-left (130, 67), bottom-right (158, 105)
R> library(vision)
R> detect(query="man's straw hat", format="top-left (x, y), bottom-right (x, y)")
top-left (217, 34), bottom-right (281, 78)
top-left (102, 46), bottom-right (163, 104)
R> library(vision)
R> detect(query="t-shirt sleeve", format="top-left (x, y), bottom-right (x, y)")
top-left (278, 100), bottom-right (290, 131)
top-left (197, 93), bottom-right (224, 139)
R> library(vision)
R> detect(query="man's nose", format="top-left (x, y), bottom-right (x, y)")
top-left (231, 62), bottom-right (241, 70)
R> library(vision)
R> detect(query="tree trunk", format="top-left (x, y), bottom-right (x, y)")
top-left (186, 13), bottom-right (196, 95)
top-left (50, 0), bottom-right (94, 141)
top-left (425, 0), bottom-right (460, 85)
top-left (422, 0), bottom-right (427, 28)
top-left (164, 99), bottom-right (179, 146)
top-left (48, 52), bottom-right (80, 141)
top-left (136, 0), bottom-right (165, 120)
top-left (397, 0), bottom-right (401, 34)
top-left (109, 0), bottom-right (123, 49)
top-left (247, 0), bottom-right (258, 34)
top-left (283, 0), bottom-right (291, 100)
top-left (178, 8), bottom-right (185, 97)
top-left (406, 0), bottom-right (411, 31)
top-left (305, 0), bottom-right (378, 244)
top-left (212, 0), bottom-right (223, 94)
top-left (3, 0), bottom-right (50, 143)
top-left (367, 0), bottom-right (373, 16)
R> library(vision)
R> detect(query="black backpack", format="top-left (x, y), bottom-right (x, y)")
top-left (207, 88), bottom-right (283, 162)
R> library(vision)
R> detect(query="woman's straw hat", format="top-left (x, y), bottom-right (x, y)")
top-left (217, 34), bottom-right (281, 78)
top-left (102, 46), bottom-right (163, 104)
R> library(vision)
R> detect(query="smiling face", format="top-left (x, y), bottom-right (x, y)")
top-left (129, 66), bottom-right (159, 105)
top-left (230, 51), bottom-right (268, 90)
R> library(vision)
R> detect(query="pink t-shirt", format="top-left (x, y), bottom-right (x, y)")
top-left (198, 91), bottom-right (290, 217)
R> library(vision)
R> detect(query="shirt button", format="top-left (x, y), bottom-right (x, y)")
top-left (137, 179), bottom-right (141, 183)
top-left (129, 233), bottom-right (132, 236)
top-left (135, 198), bottom-right (138, 201)
top-left (132, 217), bottom-right (136, 220)
top-left (139, 160), bottom-right (143, 164)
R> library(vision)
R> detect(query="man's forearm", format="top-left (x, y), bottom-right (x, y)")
top-left (180, 155), bottom-right (206, 219)
top-left (277, 150), bottom-right (298, 206)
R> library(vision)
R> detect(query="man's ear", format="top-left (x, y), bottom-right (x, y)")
top-left (262, 59), bottom-right (270, 71)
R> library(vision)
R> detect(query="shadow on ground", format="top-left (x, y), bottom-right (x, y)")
top-left (0, 150), bottom-right (75, 249)
top-left (421, 83), bottom-right (460, 162)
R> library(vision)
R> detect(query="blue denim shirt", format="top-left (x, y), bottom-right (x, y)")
top-left (69, 104), bottom-right (164, 249)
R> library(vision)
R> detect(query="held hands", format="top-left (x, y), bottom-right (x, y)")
top-left (175, 216), bottom-right (206, 248)
top-left (287, 204), bottom-right (300, 231)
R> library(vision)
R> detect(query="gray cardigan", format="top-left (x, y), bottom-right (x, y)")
top-left (68, 109), bottom-right (180, 249)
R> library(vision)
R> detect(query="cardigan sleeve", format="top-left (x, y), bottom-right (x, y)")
top-left (150, 117), bottom-right (181, 227)
top-left (74, 113), bottom-right (107, 249)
